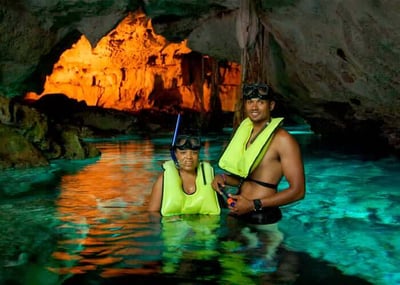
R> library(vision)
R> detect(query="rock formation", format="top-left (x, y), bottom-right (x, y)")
top-left (0, 95), bottom-right (101, 169)
top-left (25, 12), bottom-right (241, 115)
top-left (0, 0), bottom-right (399, 169)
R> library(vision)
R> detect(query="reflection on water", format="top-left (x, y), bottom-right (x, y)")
top-left (50, 140), bottom-right (162, 278)
top-left (0, 133), bottom-right (399, 285)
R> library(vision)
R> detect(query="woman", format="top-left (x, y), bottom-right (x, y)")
top-left (148, 133), bottom-right (220, 216)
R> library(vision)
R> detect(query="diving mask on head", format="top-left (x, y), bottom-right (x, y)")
top-left (243, 83), bottom-right (273, 100)
top-left (173, 135), bottom-right (201, 150)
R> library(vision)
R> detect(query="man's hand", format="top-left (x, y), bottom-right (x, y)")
top-left (228, 194), bottom-right (253, 215)
top-left (211, 174), bottom-right (226, 195)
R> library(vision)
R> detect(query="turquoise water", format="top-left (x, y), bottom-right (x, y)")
top-left (0, 129), bottom-right (399, 285)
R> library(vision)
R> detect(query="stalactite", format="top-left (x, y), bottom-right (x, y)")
top-left (233, 0), bottom-right (272, 127)
top-left (234, 0), bottom-right (260, 127)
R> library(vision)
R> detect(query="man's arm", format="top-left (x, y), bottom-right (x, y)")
top-left (211, 173), bottom-right (241, 195)
top-left (260, 129), bottom-right (305, 207)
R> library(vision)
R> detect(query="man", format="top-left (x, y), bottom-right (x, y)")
top-left (212, 83), bottom-right (305, 224)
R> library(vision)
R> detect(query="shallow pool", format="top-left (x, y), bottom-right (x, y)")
top-left (0, 130), bottom-right (398, 285)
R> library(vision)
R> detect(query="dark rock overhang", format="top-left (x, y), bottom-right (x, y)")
top-left (0, 0), bottom-right (399, 155)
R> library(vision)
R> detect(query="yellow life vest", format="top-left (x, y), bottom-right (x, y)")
top-left (218, 117), bottom-right (284, 178)
top-left (161, 215), bottom-right (220, 273)
top-left (161, 160), bottom-right (221, 216)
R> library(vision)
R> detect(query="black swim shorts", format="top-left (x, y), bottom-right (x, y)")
top-left (238, 207), bottom-right (282, 224)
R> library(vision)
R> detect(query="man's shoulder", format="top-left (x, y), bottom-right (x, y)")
top-left (273, 128), bottom-right (297, 145)
top-left (275, 127), bottom-right (290, 136)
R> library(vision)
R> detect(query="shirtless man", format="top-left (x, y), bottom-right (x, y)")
top-left (211, 83), bottom-right (305, 223)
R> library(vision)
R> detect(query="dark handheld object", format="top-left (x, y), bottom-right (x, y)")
top-left (170, 114), bottom-right (181, 165)
top-left (218, 184), bottom-right (236, 207)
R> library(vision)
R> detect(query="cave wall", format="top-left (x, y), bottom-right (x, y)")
top-left (0, 0), bottom-right (399, 153)
top-left (147, 0), bottom-right (400, 151)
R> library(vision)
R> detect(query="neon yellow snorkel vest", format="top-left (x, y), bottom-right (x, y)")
top-left (218, 117), bottom-right (284, 178)
top-left (161, 214), bottom-right (220, 273)
top-left (161, 160), bottom-right (221, 216)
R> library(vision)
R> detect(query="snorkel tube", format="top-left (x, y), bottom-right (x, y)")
top-left (170, 113), bottom-right (181, 167)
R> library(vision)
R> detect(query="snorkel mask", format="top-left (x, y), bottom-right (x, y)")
top-left (170, 114), bottom-right (201, 167)
top-left (243, 83), bottom-right (273, 100)
top-left (173, 135), bottom-right (201, 150)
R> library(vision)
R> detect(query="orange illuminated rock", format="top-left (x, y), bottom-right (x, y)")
top-left (25, 11), bottom-right (241, 114)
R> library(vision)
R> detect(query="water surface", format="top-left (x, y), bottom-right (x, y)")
top-left (0, 130), bottom-right (398, 285)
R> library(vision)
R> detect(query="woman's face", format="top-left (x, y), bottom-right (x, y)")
top-left (175, 149), bottom-right (199, 171)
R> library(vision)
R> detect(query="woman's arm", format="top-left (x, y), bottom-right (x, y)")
top-left (148, 174), bottom-right (163, 212)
